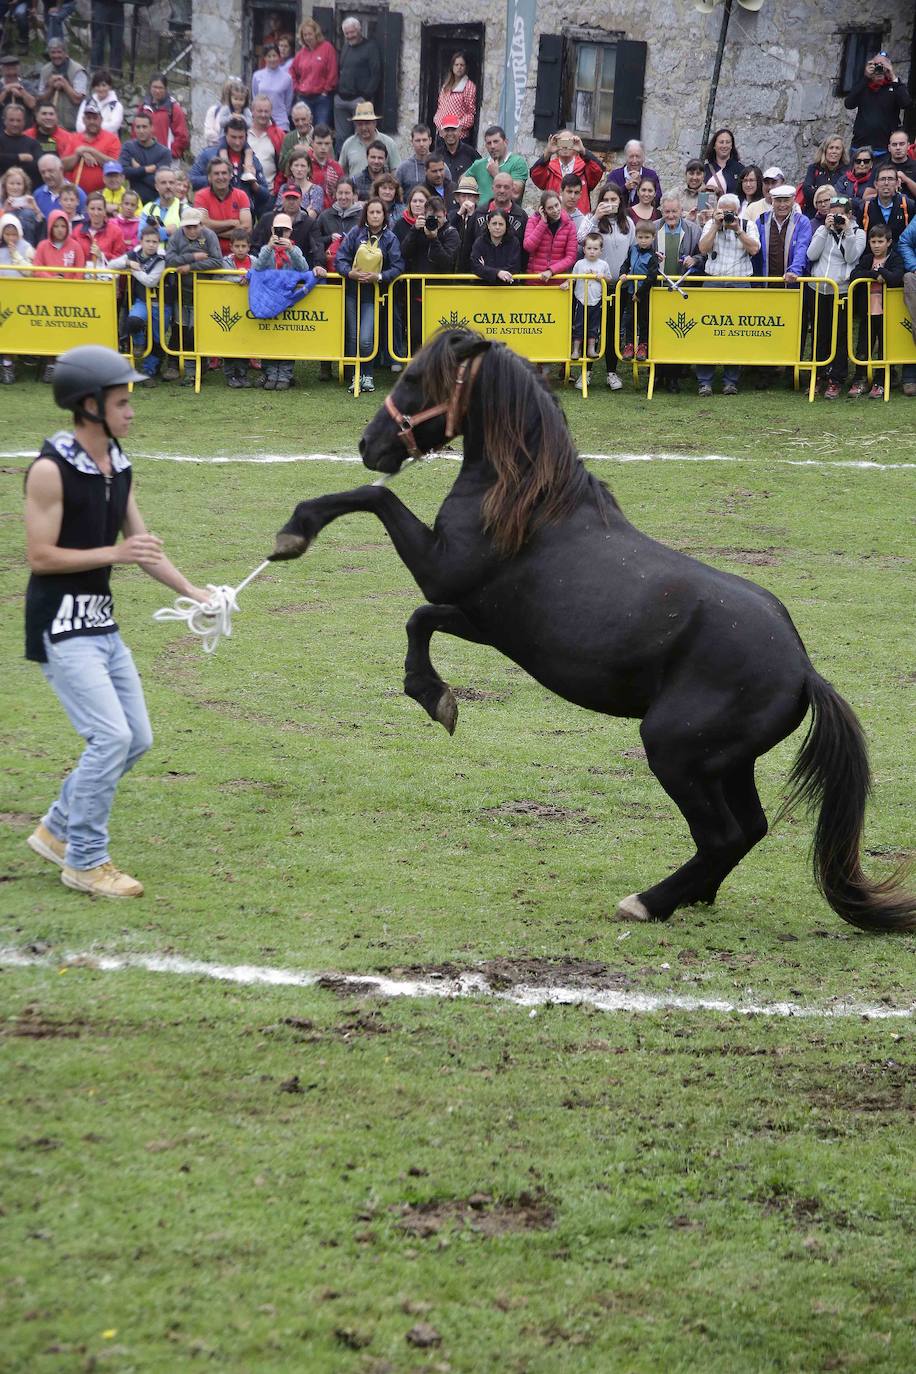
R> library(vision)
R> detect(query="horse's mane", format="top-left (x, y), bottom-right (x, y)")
top-left (422, 330), bottom-right (609, 556)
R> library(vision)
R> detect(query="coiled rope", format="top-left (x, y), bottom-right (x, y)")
top-left (152, 458), bottom-right (423, 653)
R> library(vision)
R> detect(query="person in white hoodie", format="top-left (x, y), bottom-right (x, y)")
top-left (0, 211), bottom-right (34, 383)
top-left (75, 69), bottom-right (124, 136)
top-left (805, 194), bottom-right (866, 399)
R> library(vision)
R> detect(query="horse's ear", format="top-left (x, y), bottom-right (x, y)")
top-left (452, 329), bottom-right (492, 360)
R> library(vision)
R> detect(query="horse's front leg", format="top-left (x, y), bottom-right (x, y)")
top-left (404, 604), bottom-right (489, 734)
top-left (271, 485), bottom-right (481, 605)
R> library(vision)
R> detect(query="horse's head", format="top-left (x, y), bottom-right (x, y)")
top-left (359, 329), bottom-right (491, 473)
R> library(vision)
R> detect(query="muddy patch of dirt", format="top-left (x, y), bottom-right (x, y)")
top-left (481, 799), bottom-right (597, 824)
top-left (336, 564), bottom-right (368, 574)
top-left (391, 1190), bottom-right (554, 1239)
top-left (756, 1189), bottom-right (850, 1229)
top-left (690, 546), bottom-right (784, 567)
top-left (808, 1059), bottom-right (915, 1115)
top-left (864, 846), bottom-right (913, 864)
top-left (621, 746), bottom-right (647, 760)
top-left (3, 1007), bottom-right (90, 1040)
top-left (268, 602), bottom-right (328, 615)
top-left (0, 812), bottom-right (34, 829)
top-left (388, 957), bottom-right (632, 991)
top-left (452, 686), bottom-right (509, 702)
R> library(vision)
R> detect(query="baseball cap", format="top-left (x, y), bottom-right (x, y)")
top-left (83, 98), bottom-right (102, 116)
top-left (0, 53), bottom-right (20, 65)
top-left (103, 160), bottom-right (122, 175)
top-left (281, 184), bottom-right (303, 198)
top-left (439, 116), bottom-right (460, 130)
top-left (769, 184), bottom-right (797, 198)
top-left (762, 166), bottom-right (784, 182)
top-left (180, 206), bottom-right (203, 226)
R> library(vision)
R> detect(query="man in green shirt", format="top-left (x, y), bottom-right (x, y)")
top-left (465, 124), bottom-right (527, 205)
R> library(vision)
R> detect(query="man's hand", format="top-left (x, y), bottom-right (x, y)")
top-left (115, 532), bottom-right (164, 567)
top-left (497, 270), bottom-right (514, 283)
top-left (784, 271), bottom-right (799, 283)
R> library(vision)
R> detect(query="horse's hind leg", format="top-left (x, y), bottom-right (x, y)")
top-left (404, 604), bottom-right (488, 735)
top-left (618, 710), bottom-right (754, 921)
top-left (690, 760), bottom-right (768, 905)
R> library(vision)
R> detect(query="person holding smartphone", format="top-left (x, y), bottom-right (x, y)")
top-left (252, 210), bottom-right (326, 390)
top-left (844, 52), bottom-right (911, 157)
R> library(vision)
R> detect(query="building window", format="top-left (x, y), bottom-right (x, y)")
top-left (837, 30), bottom-right (884, 96)
top-left (570, 42), bottom-right (617, 142)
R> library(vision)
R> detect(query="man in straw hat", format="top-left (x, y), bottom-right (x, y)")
top-left (24, 345), bottom-right (210, 898)
top-left (333, 15), bottom-right (382, 149)
top-left (338, 98), bottom-right (398, 179)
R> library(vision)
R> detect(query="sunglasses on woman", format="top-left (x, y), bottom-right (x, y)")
top-left (854, 157), bottom-right (872, 164)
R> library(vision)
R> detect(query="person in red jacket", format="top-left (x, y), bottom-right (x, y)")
top-left (145, 74), bottom-right (189, 160)
top-left (522, 191), bottom-right (578, 281)
top-left (76, 189), bottom-right (125, 263)
top-left (33, 206), bottom-right (86, 277)
top-left (61, 99), bottom-right (120, 195)
top-left (530, 130), bottom-right (604, 214)
top-left (290, 17), bottom-right (338, 130)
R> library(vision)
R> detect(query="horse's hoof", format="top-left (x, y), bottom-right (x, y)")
top-left (269, 532), bottom-right (309, 561)
top-left (616, 893), bottom-right (652, 922)
top-left (435, 687), bottom-right (458, 735)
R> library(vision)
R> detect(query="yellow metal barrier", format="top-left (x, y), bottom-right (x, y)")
top-left (846, 281), bottom-right (916, 402)
top-left (388, 273), bottom-right (609, 396)
top-left (614, 275), bottom-right (839, 401)
top-left (0, 264), bottom-right (122, 357)
top-left (158, 267), bottom-right (374, 393)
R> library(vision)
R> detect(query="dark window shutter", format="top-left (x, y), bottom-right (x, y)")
top-left (609, 39), bottom-right (647, 149)
top-left (533, 35), bottom-right (564, 143)
top-left (376, 9), bottom-right (403, 134)
top-left (312, 6), bottom-right (335, 44)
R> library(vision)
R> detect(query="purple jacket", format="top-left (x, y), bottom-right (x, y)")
top-left (606, 165), bottom-right (662, 206)
top-left (753, 207), bottom-right (813, 278)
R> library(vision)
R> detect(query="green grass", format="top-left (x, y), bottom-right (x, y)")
top-left (1, 374), bottom-right (915, 1372)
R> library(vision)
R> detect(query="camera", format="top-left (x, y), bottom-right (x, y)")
top-left (832, 214), bottom-right (846, 229)
top-left (872, 62), bottom-right (885, 75)
top-left (424, 212), bottom-right (439, 232)
top-left (722, 211), bottom-right (737, 226)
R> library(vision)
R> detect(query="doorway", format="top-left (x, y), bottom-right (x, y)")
top-left (242, 1), bottom-right (299, 79)
top-left (420, 23), bottom-right (485, 147)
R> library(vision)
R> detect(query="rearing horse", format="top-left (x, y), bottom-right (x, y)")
top-left (272, 329), bottom-right (914, 932)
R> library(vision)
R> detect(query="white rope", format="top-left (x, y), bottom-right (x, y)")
top-left (152, 457), bottom-right (425, 653)
top-left (152, 560), bottom-right (271, 654)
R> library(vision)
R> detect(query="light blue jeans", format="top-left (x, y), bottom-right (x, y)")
top-left (40, 631), bottom-right (153, 870)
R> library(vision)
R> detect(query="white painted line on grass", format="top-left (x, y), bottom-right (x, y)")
top-left (2, 947), bottom-right (912, 1021)
top-left (2, 450), bottom-right (914, 470)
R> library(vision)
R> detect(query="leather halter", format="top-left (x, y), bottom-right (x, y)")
top-left (384, 354), bottom-right (482, 458)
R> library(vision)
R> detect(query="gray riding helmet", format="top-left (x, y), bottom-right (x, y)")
top-left (53, 345), bottom-right (147, 413)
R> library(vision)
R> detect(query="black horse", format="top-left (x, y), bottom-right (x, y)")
top-left (272, 329), bottom-right (914, 932)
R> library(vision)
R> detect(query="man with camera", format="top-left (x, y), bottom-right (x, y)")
top-left (806, 196), bottom-right (866, 400)
top-left (695, 193), bottom-right (760, 396)
top-left (844, 53), bottom-right (911, 157)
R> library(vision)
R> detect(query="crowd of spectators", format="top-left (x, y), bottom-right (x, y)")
top-left (0, 21), bottom-right (914, 397)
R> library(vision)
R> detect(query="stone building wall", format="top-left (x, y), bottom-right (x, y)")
top-left (189, 0), bottom-right (913, 190)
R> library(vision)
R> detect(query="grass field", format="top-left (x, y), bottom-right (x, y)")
top-left (2, 371), bottom-right (915, 1373)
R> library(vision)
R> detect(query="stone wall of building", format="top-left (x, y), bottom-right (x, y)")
top-left (190, 1), bottom-right (913, 190)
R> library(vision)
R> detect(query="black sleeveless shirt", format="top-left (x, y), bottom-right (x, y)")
top-left (25, 433), bottom-right (132, 663)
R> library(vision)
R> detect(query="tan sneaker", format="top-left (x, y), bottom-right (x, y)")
top-left (61, 862), bottom-right (144, 899)
top-left (27, 824), bottom-right (66, 868)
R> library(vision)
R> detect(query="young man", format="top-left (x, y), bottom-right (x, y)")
top-left (434, 116), bottom-right (478, 183)
top-left (306, 123), bottom-right (343, 208)
top-left (860, 163), bottom-right (914, 242)
top-left (119, 106), bottom-right (170, 202)
top-left (24, 346), bottom-right (210, 897)
top-left (353, 138), bottom-right (390, 199)
top-left (465, 124), bottom-right (527, 204)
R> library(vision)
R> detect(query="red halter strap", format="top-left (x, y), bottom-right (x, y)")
top-left (384, 354), bottom-right (482, 457)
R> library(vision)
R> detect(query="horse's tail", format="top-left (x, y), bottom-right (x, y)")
top-left (778, 671), bottom-right (915, 932)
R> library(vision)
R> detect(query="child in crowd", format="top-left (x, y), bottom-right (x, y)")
top-left (115, 189), bottom-right (142, 248)
top-left (109, 225), bottom-right (169, 379)
top-left (33, 208), bottom-right (86, 278)
top-left (253, 211), bottom-right (311, 390)
top-left (0, 212), bottom-right (35, 384)
top-left (57, 184), bottom-right (85, 233)
top-left (173, 169), bottom-right (192, 206)
top-left (619, 221), bottom-right (659, 361)
top-left (848, 222), bottom-right (905, 398)
top-left (569, 230), bottom-right (612, 365)
top-left (222, 228), bottom-right (254, 387)
top-left (102, 161), bottom-right (127, 215)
